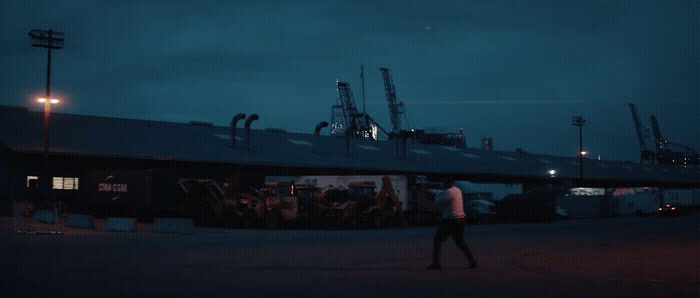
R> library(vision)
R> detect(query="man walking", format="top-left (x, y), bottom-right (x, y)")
top-left (428, 177), bottom-right (477, 270)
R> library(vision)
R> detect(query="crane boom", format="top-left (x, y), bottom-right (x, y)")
top-left (335, 81), bottom-right (361, 137)
top-left (650, 115), bottom-right (664, 155)
top-left (380, 68), bottom-right (404, 135)
top-left (649, 115), bottom-right (700, 165)
top-left (628, 104), bottom-right (655, 164)
top-left (628, 104), bottom-right (646, 151)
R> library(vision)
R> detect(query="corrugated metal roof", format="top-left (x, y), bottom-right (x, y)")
top-left (2, 106), bottom-right (699, 185)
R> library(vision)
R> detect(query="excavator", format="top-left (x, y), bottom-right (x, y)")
top-left (311, 175), bottom-right (408, 229)
top-left (347, 175), bottom-right (408, 228)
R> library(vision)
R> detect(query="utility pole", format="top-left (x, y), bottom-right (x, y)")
top-left (29, 29), bottom-right (63, 161)
top-left (572, 116), bottom-right (586, 181)
top-left (29, 29), bottom-right (64, 202)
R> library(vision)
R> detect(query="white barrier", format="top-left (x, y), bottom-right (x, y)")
top-left (106, 217), bottom-right (137, 232)
top-left (152, 218), bottom-right (193, 234)
top-left (66, 214), bottom-right (94, 229)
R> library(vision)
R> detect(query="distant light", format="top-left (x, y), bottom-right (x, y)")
top-left (580, 151), bottom-right (588, 156)
top-left (426, 26), bottom-right (431, 30)
top-left (548, 169), bottom-right (557, 177)
top-left (38, 98), bottom-right (59, 104)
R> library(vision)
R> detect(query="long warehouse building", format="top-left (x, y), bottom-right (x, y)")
top-left (1, 105), bottom-right (699, 215)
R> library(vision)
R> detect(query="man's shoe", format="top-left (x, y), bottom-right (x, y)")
top-left (427, 264), bottom-right (441, 270)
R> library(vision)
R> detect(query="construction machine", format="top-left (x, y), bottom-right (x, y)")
top-left (406, 180), bottom-right (444, 225)
top-left (347, 176), bottom-right (408, 228)
top-left (310, 176), bottom-right (408, 229)
top-left (178, 178), bottom-right (229, 226)
top-left (229, 192), bottom-right (264, 228)
top-left (312, 185), bottom-right (359, 228)
top-left (257, 181), bottom-right (305, 228)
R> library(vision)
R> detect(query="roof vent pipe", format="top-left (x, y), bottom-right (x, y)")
top-left (345, 119), bottom-right (358, 156)
top-left (231, 113), bottom-right (246, 148)
top-left (389, 132), bottom-right (398, 158)
top-left (244, 114), bottom-right (259, 150)
top-left (399, 130), bottom-right (413, 159)
top-left (315, 121), bottom-right (329, 136)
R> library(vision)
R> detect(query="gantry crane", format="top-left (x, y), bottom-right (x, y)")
top-left (628, 103), bottom-right (655, 164)
top-left (331, 81), bottom-right (361, 137)
top-left (649, 115), bottom-right (700, 166)
top-left (331, 81), bottom-right (386, 139)
top-left (380, 68), bottom-right (407, 135)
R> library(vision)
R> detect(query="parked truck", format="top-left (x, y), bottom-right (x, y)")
top-left (610, 188), bottom-right (660, 216)
top-left (661, 189), bottom-right (700, 214)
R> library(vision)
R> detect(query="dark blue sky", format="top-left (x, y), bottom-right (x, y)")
top-left (1, 0), bottom-right (698, 162)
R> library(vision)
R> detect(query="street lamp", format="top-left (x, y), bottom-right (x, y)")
top-left (572, 116), bottom-right (586, 181)
top-left (37, 97), bottom-right (59, 158)
top-left (29, 29), bottom-right (63, 200)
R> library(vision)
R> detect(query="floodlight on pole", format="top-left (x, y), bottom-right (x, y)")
top-left (29, 29), bottom-right (64, 199)
top-left (38, 98), bottom-right (60, 104)
top-left (29, 29), bottom-right (64, 159)
top-left (572, 116), bottom-right (586, 181)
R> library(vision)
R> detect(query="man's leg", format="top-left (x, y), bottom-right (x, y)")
top-left (429, 221), bottom-right (451, 269)
top-left (452, 220), bottom-right (477, 268)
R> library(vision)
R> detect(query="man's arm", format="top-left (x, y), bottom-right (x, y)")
top-left (433, 189), bottom-right (447, 208)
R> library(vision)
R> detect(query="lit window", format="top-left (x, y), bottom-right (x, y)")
top-left (63, 177), bottom-right (74, 190)
top-left (52, 177), bottom-right (79, 190)
top-left (27, 176), bottom-right (39, 188)
top-left (53, 177), bottom-right (64, 189)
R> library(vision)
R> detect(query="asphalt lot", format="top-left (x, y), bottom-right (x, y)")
top-left (1, 214), bottom-right (699, 297)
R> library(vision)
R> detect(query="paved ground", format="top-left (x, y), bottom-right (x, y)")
top-left (1, 214), bottom-right (699, 297)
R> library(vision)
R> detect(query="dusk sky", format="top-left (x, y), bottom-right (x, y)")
top-left (1, 0), bottom-right (698, 162)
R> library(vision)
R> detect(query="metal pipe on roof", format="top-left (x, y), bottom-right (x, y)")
top-left (315, 121), bottom-right (328, 136)
top-left (244, 114), bottom-right (259, 150)
top-left (231, 113), bottom-right (246, 148)
top-left (399, 130), bottom-right (413, 160)
top-left (389, 132), bottom-right (399, 158)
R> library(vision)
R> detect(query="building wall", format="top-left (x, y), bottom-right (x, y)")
top-left (0, 145), bottom-right (10, 215)
top-left (557, 195), bottom-right (603, 218)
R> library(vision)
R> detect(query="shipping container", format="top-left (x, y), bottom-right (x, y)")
top-left (612, 191), bottom-right (660, 216)
top-left (78, 169), bottom-right (178, 218)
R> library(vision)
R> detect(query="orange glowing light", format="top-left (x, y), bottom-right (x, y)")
top-left (38, 98), bottom-right (59, 104)
top-left (426, 26), bottom-right (431, 30)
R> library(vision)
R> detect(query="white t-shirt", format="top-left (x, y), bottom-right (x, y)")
top-left (434, 186), bottom-right (465, 219)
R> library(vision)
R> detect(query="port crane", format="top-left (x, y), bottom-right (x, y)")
top-left (628, 103), bottom-right (655, 164)
top-left (330, 81), bottom-right (388, 140)
top-left (380, 68), bottom-right (407, 135)
top-left (649, 115), bottom-right (700, 166)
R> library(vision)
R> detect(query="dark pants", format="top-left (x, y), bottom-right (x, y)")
top-left (432, 218), bottom-right (476, 266)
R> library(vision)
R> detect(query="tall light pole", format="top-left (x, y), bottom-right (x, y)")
top-left (29, 29), bottom-right (64, 198)
top-left (572, 116), bottom-right (586, 181)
